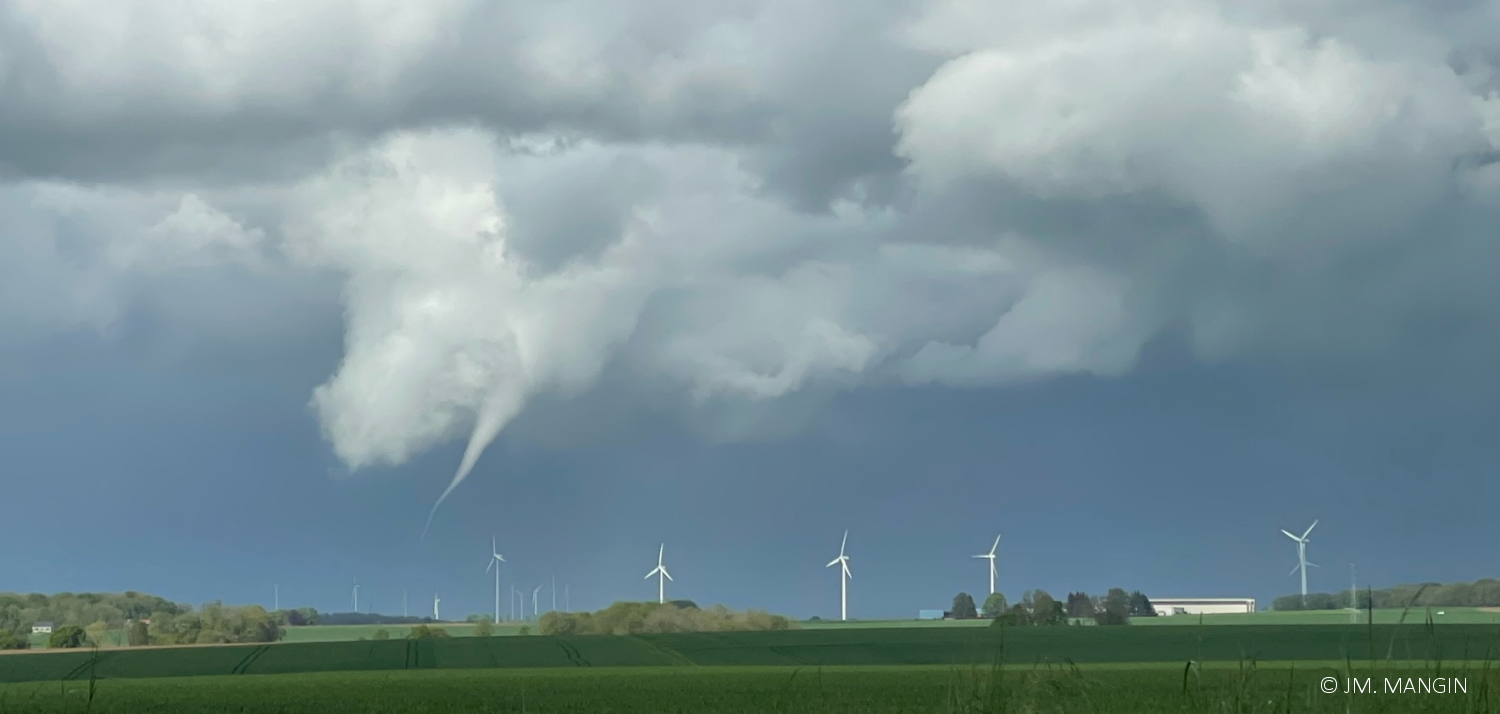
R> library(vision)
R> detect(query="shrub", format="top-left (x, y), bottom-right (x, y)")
top-left (372, 629), bottom-right (390, 640)
top-left (48, 626), bottom-right (86, 649)
top-left (406, 625), bottom-right (451, 639)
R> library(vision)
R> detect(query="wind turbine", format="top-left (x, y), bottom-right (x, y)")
top-left (644, 544), bottom-right (673, 604)
top-left (826, 530), bottom-right (852, 622)
top-left (1282, 520), bottom-right (1319, 605)
top-left (486, 536), bottom-right (506, 622)
top-left (973, 535), bottom-right (1000, 595)
top-left (531, 585), bottom-right (543, 621)
top-left (403, 588), bottom-right (408, 618)
top-left (433, 592), bottom-right (441, 621)
top-left (351, 578), bottom-right (360, 613)
top-left (511, 585), bottom-right (521, 621)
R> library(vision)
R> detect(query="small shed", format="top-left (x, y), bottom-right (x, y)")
top-left (31, 622), bottom-right (55, 634)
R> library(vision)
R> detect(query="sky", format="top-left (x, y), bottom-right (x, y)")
top-left (2, 0), bottom-right (1500, 621)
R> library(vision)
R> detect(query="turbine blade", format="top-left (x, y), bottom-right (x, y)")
top-left (1289, 563), bottom-right (1301, 576)
top-left (486, 558), bottom-right (495, 573)
top-left (989, 534), bottom-right (1001, 556)
top-left (663, 570), bottom-right (673, 582)
top-left (1302, 520), bottom-right (1318, 539)
top-left (826, 558), bottom-right (841, 568)
top-left (644, 567), bottom-right (659, 579)
top-left (1281, 529), bottom-right (1299, 540)
top-left (842, 562), bottom-right (852, 579)
top-left (840, 529), bottom-right (848, 557)
top-left (1306, 562), bottom-right (1320, 568)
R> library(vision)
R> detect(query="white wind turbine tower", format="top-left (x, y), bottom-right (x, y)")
top-left (485, 536), bottom-right (506, 622)
top-left (1282, 520), bottom-right (1319, 605)
top-left (826, 530), bottom-right (852, 621)
top-left (973, 535), bottom-right (1000, 595)
top-left (531, 585), bottom-right (543, 621)
top-left (433, 592), bottom-right (441, 621)
top-left (351, 578), bottom-right (359, 613)
top-left (644, 544), bottom-right (673, 604)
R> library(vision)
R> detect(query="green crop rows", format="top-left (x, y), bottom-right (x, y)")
top-left (2, 625), bottom-right (1499, 712)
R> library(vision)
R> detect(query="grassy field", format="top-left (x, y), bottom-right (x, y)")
top-left (0, 663), bottom-right (1495, 713)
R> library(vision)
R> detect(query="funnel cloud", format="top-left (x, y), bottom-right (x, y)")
top-left (4, 0), bottom-right (1500, 529)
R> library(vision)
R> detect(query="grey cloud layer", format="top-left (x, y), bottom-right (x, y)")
top-left (4, 0), bottom-right (1500, 507)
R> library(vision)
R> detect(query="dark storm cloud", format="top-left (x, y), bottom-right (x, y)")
top-left (2, 0), bottom-right (1500, 510)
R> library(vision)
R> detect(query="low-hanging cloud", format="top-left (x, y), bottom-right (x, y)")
top-left (4, 0), bottom-right (1500, 526)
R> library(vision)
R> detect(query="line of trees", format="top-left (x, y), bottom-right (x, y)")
top-left (539, 600), bottom-right (798, 635)
top-left (951, 588), bottom-right (1155, 626)
top-left (0, 592), bottom-right (286, 648)
top-left (1273, 579), bottom-right (1500, 611)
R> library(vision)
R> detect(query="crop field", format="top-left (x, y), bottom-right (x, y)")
top-left (1, 663), bottom-right (1497, 713)
top-left (5, 624), bottom-right (1500, 685)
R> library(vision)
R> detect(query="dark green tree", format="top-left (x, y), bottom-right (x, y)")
top-left (1127, 591), bottom-right (1156, 617)
top-left (48, 626), bottom-right (86, 649)
top-left (0, 630), bottom-right (28, 650)
top-left (951, 592), bottom-right (979, 619)
top-left (1093, 588), bottom-right (1131, 625)
top-left (993, 603), bottom-right (1031, 626)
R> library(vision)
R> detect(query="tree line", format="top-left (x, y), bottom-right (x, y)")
top-left (948, 588), bottom-right (1156, 626)
top-left (539, 600), bottom-right (797, 635)
top-left (0, 592), bottom-right (293, 649)
top-left (1273, 578), bottom-right (1500, 611)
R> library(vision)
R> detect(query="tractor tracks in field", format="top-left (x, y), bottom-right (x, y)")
top-left (550, 638), bottom-right (591, 667)
top-left (230, 645), bottom-right (270, 675)
top-left (630, 636), bottom-right (697, 667)
top-left (403, 640), bottom-right (418, 670)
top-left (61, 652), bottom-right (114, 681)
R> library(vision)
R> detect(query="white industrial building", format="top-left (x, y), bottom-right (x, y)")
top-left (1151, 598), bottom-right (1257, 616)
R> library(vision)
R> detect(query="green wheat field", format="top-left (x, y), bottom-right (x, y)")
top-left (3, 620), bottom-right (1499, 712)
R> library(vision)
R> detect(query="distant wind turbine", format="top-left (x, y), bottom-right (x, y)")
top-left (433, 592), bottom-right (441, 621)
top-left (564, 584), bottom-right (570, 613)
top-left (351, 578), bottom-right (360, 613)
top-left (531, 585), bottom-right (543, 621)
top-left (973, 535), bottom-right (1000, 596)
top-left (511, 585), bottom-right (521, 621)
top-left (826, 530), bottom-right (852, 622)
top-left (644, 544), bottom-right (673, 604)
top-left (486, 536), bottom-right (506, 622)
top-left (1282, 520), bottom-right (1319, 605)
top-left (403, 588), bottom-right (408, 618)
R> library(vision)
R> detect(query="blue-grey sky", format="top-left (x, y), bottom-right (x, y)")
top-left (3, 0), bottom-right (1500, 620)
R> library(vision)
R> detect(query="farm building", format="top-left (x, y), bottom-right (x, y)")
top-left (917, 609), bottom-right (944, 620)
top-left (31, 622), bottom-right (54, 634)
top-left (1151, 598), bottom-right (1256, 616)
